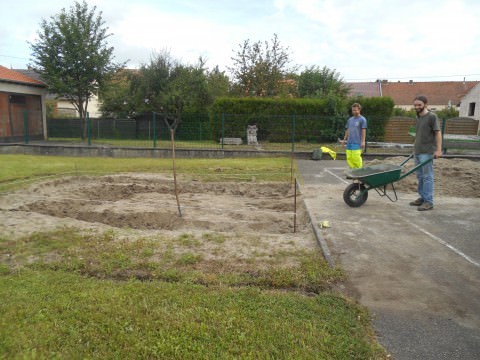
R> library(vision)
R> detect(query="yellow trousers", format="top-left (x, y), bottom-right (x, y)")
top-left (346, 149), bottom-right (363, 169)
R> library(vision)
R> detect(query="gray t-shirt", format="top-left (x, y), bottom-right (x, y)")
top-left (414, 111), bottom-right (440, 154)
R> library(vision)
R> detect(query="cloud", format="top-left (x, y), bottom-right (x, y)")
top-left (2, 0), bottom-right (480, 81)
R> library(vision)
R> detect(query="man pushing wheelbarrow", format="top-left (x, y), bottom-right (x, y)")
top-left (343, 95), bottom-right (442, 210)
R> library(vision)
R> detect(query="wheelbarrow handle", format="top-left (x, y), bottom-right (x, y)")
top-left (398, 155), bottom-right (434, 180)
top-left (399, 153), bottom-right (414, 166)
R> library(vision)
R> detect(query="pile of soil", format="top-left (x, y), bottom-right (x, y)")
top-left (366, 157), bottom-right (480, 198)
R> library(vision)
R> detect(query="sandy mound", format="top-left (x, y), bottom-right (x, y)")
top-left (365, 157), bottom-right (480, 198)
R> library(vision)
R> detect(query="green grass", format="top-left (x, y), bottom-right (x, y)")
top-left (0, 154), bottom-right (388, 359)
top-left (0, 154), bottom-right (293, 191)
top-left (0, 270), bottom-right (384, 359)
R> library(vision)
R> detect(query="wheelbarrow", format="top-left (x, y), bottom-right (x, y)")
top-left (343, 154), bottom-right (433, 207)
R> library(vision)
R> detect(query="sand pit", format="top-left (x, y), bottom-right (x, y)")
top-left (0, 174), bottom-right (313, 249)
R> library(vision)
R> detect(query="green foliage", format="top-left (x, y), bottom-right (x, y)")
top-left (434, 106), bottom-right (460, 119)
top-left (229, 33), bottom-right (298, 97)
top-left (298, 65), bottom-right (351, 99)
top-left (392, 107), bottom-right (416, 118)
top-left (29, 0), bottom-right (122, 139)
top-left (209, 97), bottom-right (348, 142)
top-left (346, 97), bottom-right (395, 141)
top-left (101, 55), bottom-right (230, 120)
top-left (98, 69), bottom-right (132, 118)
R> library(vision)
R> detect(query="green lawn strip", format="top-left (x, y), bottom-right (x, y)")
top-left (0, 155), bottom-right (292, 191)
top-left (0, 270), bottom-right (385, 359)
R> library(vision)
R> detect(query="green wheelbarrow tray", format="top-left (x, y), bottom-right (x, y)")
top-left (343, 154), bottom-right (433, 207)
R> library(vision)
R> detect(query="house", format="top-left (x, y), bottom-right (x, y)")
top-left (459, 82), bottom-right (480, 122)
top-left (347, 80), bottom-right (480, 111)
top-left (346, 82), bottom-right (382, 97)
top-left (0, 65), bottom-right (47, 142)
top-left (14, 68), bottom-right (102, 118)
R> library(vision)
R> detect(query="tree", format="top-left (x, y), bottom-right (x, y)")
top-left (297, 65), bottom-right (351, 99)
top-left (229, 34), bottom-right (297, 97)
top-left (206, 66), bottom-right (230, 99)
top-left (98, 69), bottom-right (133, 118)
top-left (30, 0), bottom-right (121, 139)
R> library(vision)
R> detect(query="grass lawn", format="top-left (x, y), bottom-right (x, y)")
top-left (0, 155), bottom-right (388, 359)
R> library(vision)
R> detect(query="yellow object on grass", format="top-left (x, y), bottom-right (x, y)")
top-left (320, 146), bottom-right (336, 160)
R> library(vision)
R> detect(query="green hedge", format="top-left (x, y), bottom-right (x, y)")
top-left (347, 97), bottom-right (395, 141)
top-left (209, 97), bottom-right (395, 142)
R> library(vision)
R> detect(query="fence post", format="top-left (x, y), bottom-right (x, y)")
top-left (291, 114), bottom-right (296, 152)
top-left (153, 112), bottom-right (157, 148)
top-left (87, 112), bottom-right (91, 146)
top-left (23, 110), bottom-right (28, 144)
top-left (221, 113), bottom-right (225, 149)
top-left (441, 116), bottom-right (447, 153)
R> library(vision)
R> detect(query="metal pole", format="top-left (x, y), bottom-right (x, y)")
top-left (293, 178), bottom-right (297, 233)
top-left (153, 112), bottom-right (157, 148)
top-left (291, 114), bottom-right (296, 184)
top-left (441, 116), bottom-right (447, 154)
top-left (87, 112), bottom-right (91, 146)
top-left (221, 113), bottom-right (225, 149)
top-left (171, 128), bottom-right (182, 217)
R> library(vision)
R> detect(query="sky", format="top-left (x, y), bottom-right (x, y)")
top-left (1, 0), bottom-right (480, 82)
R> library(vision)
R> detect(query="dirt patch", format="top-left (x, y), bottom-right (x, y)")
top-left (0, 175), bottom-right (314, 255)
top-left (366, 157), bottom-right (480, 198)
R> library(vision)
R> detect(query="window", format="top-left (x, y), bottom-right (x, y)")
top-left (9, 95), bottom-right (26, 104)
top-left (468, 102), bottom-right (476, 116)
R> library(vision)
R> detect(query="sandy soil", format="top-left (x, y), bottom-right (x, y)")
top-left (0, 156), bottom-right (477, 247)
top-left (0, 175), bottom-right (317, 261)
top-left (366, 157), bottom-right (480, 198)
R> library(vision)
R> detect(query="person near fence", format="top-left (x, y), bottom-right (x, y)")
top-left (342, 103), bottom-right (367, 168)
top-left (409, 95), bottom-right (442, 211)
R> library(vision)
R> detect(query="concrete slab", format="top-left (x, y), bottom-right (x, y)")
top-left (296, 159), bottom-right (480, 360)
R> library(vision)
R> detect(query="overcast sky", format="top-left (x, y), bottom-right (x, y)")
top-left (1, 0), bottom-right (479, 82)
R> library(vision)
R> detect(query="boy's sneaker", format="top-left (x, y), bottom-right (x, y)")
top-left (409, 198), bottom-right (424, 206)
top-left (417, 202), bottom-right (433, 211)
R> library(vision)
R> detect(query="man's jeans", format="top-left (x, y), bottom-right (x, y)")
top-left (414, 153), bottom-right (434, 204)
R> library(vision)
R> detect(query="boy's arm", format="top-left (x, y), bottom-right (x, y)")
top-left (342, 129), bottom-right (349, 147)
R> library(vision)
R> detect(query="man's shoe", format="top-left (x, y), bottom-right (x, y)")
top-left (409, 198), bottom-right (424, 206)
top-left (417, 202), bottom-right (433, 211)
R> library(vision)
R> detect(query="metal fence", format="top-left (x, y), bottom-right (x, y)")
top-left (9, 111), bottom-right (475, 154)
top-left (45, 112), bottom-right (351, 152)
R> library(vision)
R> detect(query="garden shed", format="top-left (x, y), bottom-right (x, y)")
top-left (0, 65), bottom-right (47, 142)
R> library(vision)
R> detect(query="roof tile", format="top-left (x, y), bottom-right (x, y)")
top-left (0, 65), bottom-right (46, 87)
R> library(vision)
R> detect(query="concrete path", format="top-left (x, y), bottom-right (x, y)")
top-left (296, 159), bottom-right (480, 360)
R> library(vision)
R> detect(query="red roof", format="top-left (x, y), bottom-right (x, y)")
top-left (380, 81), bottom-right (479, 107)
top-left (346, 82), bottom-right (382, 97)
top-left (0, 65), bottom-right (46, 87)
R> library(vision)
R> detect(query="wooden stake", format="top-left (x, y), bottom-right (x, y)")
top-left (171, 128), bottom-right (182, 217)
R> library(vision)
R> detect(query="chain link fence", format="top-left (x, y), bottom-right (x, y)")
top-left (6, 111), bottom-right (476, 154)
top-left (45, 112), bottom-right (349, 152)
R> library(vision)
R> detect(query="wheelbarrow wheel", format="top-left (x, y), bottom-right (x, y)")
top-left (343, 183), bottom-right (368, 207)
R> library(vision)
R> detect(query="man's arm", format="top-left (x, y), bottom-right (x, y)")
top-left (434, 130), bottom-right (442, 158)
top-left (361, 128), bottom-right (366, 149)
